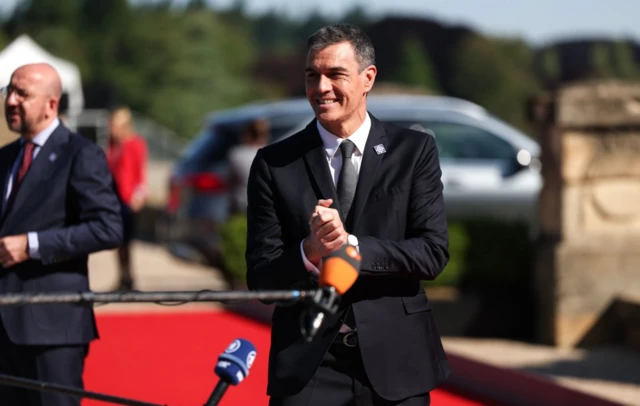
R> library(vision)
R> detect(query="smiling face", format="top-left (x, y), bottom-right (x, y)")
top-left (305, 41), bottom-right (376, 138)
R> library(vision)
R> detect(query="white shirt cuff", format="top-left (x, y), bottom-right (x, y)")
top-left (28, 232), bottom-right (40, 259)
top-left (299, 240), bottom-right (322, 276)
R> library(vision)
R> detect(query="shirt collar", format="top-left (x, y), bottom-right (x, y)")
top-left (22, 118), bottom-right (60, 148)
top-left (316, 113), bottom-right (371, 160)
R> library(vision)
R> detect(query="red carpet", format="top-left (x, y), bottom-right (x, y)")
top-left (83, 310), bottom-right (491, 406)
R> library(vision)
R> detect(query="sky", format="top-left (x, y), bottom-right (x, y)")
top-left (0, 0), bottom-right (637, 45)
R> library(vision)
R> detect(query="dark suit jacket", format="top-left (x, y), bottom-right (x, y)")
top-left (0, 124), bottom-right (123, 346)
top-left (246, 114), bottom-right (451, 401)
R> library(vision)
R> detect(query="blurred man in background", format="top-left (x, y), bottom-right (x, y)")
top-left (227, 118), bottom-right (270, 214)
top-left (106, 107), bottom-right (148, 291)
top-left (0, 63), bottom-right (123, 406)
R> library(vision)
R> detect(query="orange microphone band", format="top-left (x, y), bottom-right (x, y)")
top-left (318, 245), bottom-right (361, 295)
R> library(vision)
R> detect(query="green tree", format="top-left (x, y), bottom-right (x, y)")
top-left (32, 26), bottom-right (90, 77)
top-left (294, 10), bottom-right (334, 43)
top-left (110, 9), bottom-right (279, 138)
top-left (591, 43), bottom-right (615, 78)
top-left (79, 0), bottom-right (131, 83)
top-left (450, 34), bottom-right (540, 134)
top-left (0, 28), bottom-right (8, 49)
top-left (7, 0), bottom-right (80, 34)
top-left (392, 36), bottom-right (441, 93)
top-left (494, 38), bottom-right (535, 72)
top-left (251, 10), bottom-right (298, 54)
top-left (342, 5), bottom-right (371, 27)
top-left (539, 46), bottom-right (561, 84)
top-left (611, 41), bottom-right (639, 79)
top-left (187, 0), bottom-right (208, 10)
top-left (4, 0), bottom-right (88, 77)
top-left (220, 0), bottom-right (247, 22)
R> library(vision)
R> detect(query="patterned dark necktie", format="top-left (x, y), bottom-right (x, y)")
top-left (336, 139), bottom-right (357, 219)
top-left (336, 139), bottom-right (358, 330)
top-left (5, 141), bottom-right (35, 214)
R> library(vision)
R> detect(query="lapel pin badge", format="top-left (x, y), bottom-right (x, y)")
top-left (373, 144), bottom-right (386, 155)
top-left (49, 152), bottom-right (57, 162)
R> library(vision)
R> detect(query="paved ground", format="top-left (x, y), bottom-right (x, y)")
top-left (88, 241), bottom-right (640, 405)
top-left (88, 241), bottom-right (227, 313)
top-left (444, 337), bottom-right (640, 406)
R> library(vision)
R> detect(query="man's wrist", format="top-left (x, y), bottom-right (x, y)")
top-left (302, 238), bottom-right (321, 266)
top-left (302, 238), bottom-right (320, 266)
top-left (300, 239), bottom-right (321, 276)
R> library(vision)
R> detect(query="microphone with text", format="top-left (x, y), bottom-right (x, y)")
top-left (204, 338), bottom-right (257, 406)
top-left (302, 244), bottom-right (361, 342)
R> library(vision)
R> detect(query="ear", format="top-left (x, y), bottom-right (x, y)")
top-left (363, 65), bottom-right (377, 93)
top-left (48, 97), bottom-right (59, 115)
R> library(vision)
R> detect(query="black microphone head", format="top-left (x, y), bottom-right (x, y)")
top-left (214, 338), bottom-right (257, 385)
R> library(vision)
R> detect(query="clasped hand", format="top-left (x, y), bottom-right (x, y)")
top-left (0, 234), bottom-right (29, 268)
top-left (303, 199), bottom-right (348, 266)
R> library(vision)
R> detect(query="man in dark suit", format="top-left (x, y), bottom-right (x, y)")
top-left (246, 24), bottom-right (450, 406)
top-left (0, 63), bottom-right (123, 405)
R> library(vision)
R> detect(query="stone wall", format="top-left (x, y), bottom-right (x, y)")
top-left (532, 80), bottom-right (640, 347)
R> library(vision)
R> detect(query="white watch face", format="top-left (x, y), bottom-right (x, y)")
top-left (347, 234), bottom-right (358, 247)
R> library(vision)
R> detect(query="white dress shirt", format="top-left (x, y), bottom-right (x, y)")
top-left (300, 113), bottom-right (371, 275)
top-left (299, 114), bottom-right (371, 333)
top-left (4, 118), bottom-right (60, 259)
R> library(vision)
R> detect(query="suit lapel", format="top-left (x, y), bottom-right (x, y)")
top-left (0, 140), bottom-right (21, 219)
top-left (7, 125), bottom-right (68, 222)
top-left (302, 121), bottom-right (340, 207)
top-left (348, 115), bottom-right (386, 230)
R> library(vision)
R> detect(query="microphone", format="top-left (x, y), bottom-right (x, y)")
top-left (204, 338), bottom-right (257, 406)
top-left (303, 244), bottom-right (361, 342)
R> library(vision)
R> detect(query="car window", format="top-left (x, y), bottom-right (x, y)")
top-left (387, 120), bottom-right (515, 160)
top-left (180, 113), bottom-right (311, 172)
top-left (268, 113), bottom-right (313, 140)
top-left (180, 122), bottom-right (243, 172)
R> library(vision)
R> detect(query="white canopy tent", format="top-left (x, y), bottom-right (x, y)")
top-left (0, 34), bottom-right (84, 128)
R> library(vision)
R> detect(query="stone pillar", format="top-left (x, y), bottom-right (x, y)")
top-left (531, 80), bottom-right (640, 347)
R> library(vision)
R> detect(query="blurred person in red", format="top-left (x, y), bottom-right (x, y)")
top-left (106, 106), bottom-right (147, 291)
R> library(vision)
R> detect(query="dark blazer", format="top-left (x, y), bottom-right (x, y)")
top-left (0, 123), bottom-right (123, 346)
top-left (246, 114), bottom-right (451, 401)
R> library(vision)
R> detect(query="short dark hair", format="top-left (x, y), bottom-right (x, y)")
top-left (244, 118), bottom-right (270, 142)
top-left (307, 24), bottom-right (375, 72)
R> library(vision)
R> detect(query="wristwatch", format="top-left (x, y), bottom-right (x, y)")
top-left (347, 234), bottom-right (359, 252)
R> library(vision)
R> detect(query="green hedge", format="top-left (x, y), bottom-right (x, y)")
top-left (218, 214), bottom-right (534, 292)
top-left (218, 214), bottom-right (248, 283)
top-left (424, 219), bottom-right (535, 293)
